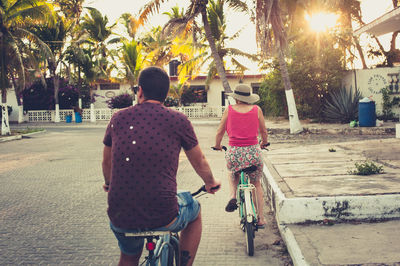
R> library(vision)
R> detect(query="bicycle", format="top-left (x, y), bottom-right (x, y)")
top-left (213, 143), bottom-right (269, 256)
top-left (124, 185), bottom-right (219, 266)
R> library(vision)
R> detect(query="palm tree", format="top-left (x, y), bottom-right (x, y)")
top-left (140, 26), bottom-right (174, 67)
top-left (139, 0), bottom-right (248, 94)
top-left (255, 0), bottom-right (303, 134)
top-left (0, 0), bottom-right (53, 135)
top-left (200, 0), bottom-right (258, 85)
top-left (81, 7), bottom-right (118, 78)
top-left (120, 40), bottom-right (144, 86)
top-left (30, 15), bottom-right (71, 122)
top-left (323, 0), bottom-right (367, 69)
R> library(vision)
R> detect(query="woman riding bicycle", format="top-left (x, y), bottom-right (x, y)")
top-left (213, 84), bottom-right (268, 227)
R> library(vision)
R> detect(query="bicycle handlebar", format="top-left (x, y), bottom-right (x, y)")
top-left (211, 142), bottom-right (270, 151)
top-left (191, 185), bottom-right (220, 196)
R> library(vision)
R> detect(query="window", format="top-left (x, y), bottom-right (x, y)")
top-left (100, 83), bottom-right (120, 90)
top-left (251, 83), bottom-right (261, 94)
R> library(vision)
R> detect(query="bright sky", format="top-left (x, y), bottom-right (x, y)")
top-left (85, 0), bottom-right (397, 71)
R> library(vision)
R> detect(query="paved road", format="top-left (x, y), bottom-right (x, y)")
top-left (0, 125), bottom-right (291, 265)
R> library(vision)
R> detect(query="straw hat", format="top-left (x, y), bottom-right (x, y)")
top-left (227, 84), bottom-right (260, 104)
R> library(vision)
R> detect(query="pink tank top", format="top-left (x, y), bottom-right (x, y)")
top-left (226, 105), bottom-right (259, 147)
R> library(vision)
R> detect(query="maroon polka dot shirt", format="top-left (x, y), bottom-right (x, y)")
top-left (103, 102), bottom-right (198, 229)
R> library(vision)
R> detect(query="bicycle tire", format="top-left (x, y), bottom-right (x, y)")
top-left (245, 222), bottom-right (255, 256)
top-left (169, 235), bottom-right (180, 266)
top-left (166, 243), bottom-right (174, 266)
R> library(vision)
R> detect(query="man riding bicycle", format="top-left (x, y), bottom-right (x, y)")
top-left (102, 66), bottom-right (221, 266)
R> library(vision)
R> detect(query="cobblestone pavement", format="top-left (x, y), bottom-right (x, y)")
top-left (0, 125), bottom-right (291, 265)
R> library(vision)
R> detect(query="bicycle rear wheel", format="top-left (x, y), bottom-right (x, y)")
top-left (245, 221), bottom-right (255, 256)
top-left (169, 235), bottom-right (180, 266)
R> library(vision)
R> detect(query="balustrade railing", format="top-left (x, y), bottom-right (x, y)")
top-left (26, 106), bottom-right (225, 122)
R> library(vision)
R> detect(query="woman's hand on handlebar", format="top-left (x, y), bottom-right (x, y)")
top-left (260, 141), bottom-right (270, 150)
top-left (212, 145), bottom-right (227, 151)
top-left (211, 145), bottom-right (223, 151)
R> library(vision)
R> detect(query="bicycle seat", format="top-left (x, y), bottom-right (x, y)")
top-left (240, 165), bottom-right (258, 174)
top-left (124, 230), bottom-right (171, 237)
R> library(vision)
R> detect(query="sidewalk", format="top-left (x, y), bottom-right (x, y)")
top-left (262, 134), bottom-right (400, 265)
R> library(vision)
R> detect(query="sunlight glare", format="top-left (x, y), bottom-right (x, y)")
top-left (305, 12), bottom-right (339, 32)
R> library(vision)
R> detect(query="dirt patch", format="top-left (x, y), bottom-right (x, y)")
top-left (268, 132), bottom-right (394, 149)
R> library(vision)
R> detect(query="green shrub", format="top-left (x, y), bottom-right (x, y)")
top-left (181, 87), bottom-right (196, 106)
top-left (378, 87), bottom-right (400, 121)
top-left (164, 96), bottom-right (179, 107)
top-left (107, 93), bottom-right (133, 109)
top-left (322, 87), bottom-right (362, 123)
top-left (348, 161), bottom-right (384, 175)
top-left (258, 71), bottom-right (286, 117)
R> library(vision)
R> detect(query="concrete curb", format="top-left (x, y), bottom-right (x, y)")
top-left (21, 129), bottom-right (47, 137)
top-left (0, 135), bottom-right (22, 143)
top-left (0, 129), bottom-right (46, 143)
top-left (262, 153), bottom-right (400, 223)
top-left (262, 165), bottom-right (308, 266)
top-left (277, 224), bottom-right (308, 266)
top-left (261, 152), bottom-right (400, 265)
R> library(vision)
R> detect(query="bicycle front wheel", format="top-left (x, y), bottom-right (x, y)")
top-left (245, 222), bottom-right (255, 256)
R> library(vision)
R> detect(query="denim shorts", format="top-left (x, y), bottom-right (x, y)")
top-left (110, 191), bottom-right (200, 255)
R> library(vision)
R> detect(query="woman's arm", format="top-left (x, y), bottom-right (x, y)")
top-left (214, 107), bottom-right (229, 150)
top-left (258, 106), bottom-right (268, 145)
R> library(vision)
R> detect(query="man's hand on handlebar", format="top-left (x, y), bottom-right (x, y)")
top-left (205, 179), bottom-right (221, 194)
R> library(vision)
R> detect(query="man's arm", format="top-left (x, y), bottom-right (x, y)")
top-left (102, 145), bottom-right (112, 191)
top-left (184, 145), bottom-right (221, 194)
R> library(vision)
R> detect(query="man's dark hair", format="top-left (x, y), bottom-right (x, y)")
top-left (138, 66), bottom-right (170, 102)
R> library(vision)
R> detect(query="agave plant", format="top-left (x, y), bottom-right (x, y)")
top-left (323, 87), bottom-right (362, 123)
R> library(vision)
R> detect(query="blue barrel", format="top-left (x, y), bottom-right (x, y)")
top-left (75, 112), bottom-right (82, 123)
top-left (65, 115), bottom-right (72, 123)
top-left (358, 101), bottom-right (376, 127)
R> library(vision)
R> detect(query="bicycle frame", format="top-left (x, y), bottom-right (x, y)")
top-left (125, 230), bottom-right (179, 266)
top-left (122, 186), bottom-right (216, 266)
top-left (237, 171), bottom-right (258, 225)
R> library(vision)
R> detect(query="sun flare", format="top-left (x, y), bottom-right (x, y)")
top-left (305, 12), bottom-right (339, 32)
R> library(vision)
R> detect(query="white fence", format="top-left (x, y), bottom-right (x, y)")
top-left (26, 106), bottom-right (225, 122)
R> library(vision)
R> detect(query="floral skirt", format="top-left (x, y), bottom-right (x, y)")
top-left (225, 145), bottom-right (263, 182)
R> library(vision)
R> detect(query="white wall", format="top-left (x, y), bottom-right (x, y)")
top-left (170, 75), bottom-right (263, 107)
top-left (92, 83), bottom-right (133, 108)
top-left (342, 67), bottom-right (400, 115)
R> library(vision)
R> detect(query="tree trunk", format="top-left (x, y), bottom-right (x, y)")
top-left (353, 36), bottom-right (368, 69)
top-left (10, 73), bottom-right (24, 123)
top-left (201, 9), bottom-right (232, 93)
top-left (0, 34), bottom-right (11, 135)
top-left (52, 68), bottom-right (60, 122)
top-left (1, 89), bottom-right (10, 135)
top-left (277, 47), bottom-right (303, 134)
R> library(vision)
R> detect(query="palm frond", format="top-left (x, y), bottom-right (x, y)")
top-left (8, 3), bottom-right (52, 25)
top-left (230, 57), bottom-right (248, 73)
top-left (225, 0), bottom-right (248, 12)
top-left (225, 48), bottom-right (259, 61)
top-left (138, 0), bottom-right (170, 25)
top-left (14, 27), bottom-right (55, 64)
